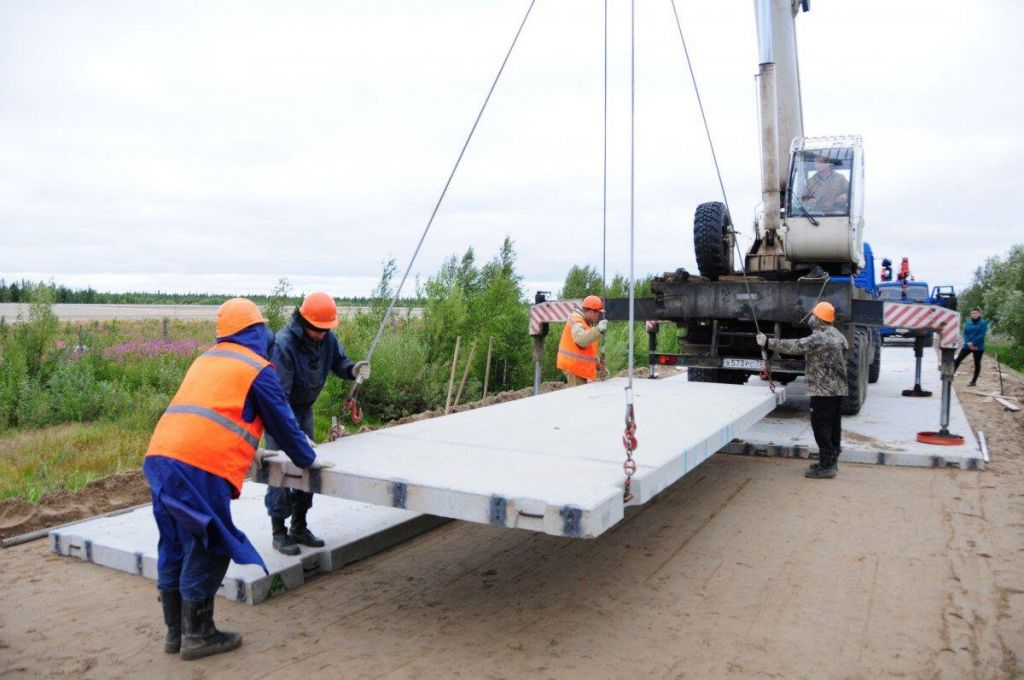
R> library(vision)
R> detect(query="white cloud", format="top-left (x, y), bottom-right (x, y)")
top-left (1, 0), bottom-right (1021, 300)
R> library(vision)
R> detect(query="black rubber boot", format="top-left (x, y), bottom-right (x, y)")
top-left (159, 590), bottom-right (182, 654)
top-left (289, 511), bottom-right (325, 548)
top-left (272, 517), bottom-right (300, 556)
top-left (180, 597), bottom-right (242, 661)
top-left (806, 453), bottom-right (838, 478)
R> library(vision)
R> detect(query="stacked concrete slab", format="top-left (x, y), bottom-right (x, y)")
top-left (259, 376), bottom-right (783, 539)
top-left (50, 482), bottom-right (446, 604)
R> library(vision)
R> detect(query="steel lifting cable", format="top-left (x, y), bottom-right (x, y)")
top-left (597, 0), bottom-right (609, 381)
top-left (341, 0), bottom-right (540, 424)
top-left (668, 0), bottom-right (776, 391)
top-left (621, 0), bottom-right (638, 503)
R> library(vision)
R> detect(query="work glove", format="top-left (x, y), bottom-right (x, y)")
top-left (352, 360), bottom-right (371, 381)
top-left (596, 319), bottom-right (608, 334)
top-left (756, 332), bottom-right (767, 347)
top-left (309, 456), bottom-right (335, 469)
top-left (306, 435), bottom-right (318, 449)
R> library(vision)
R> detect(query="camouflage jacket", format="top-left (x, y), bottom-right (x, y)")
top-left (767, 324), bottom-right (849, 397)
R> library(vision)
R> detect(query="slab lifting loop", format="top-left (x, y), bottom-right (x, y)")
top-left (669, 0), bottom-right (775, 392)
top-left (338, 0), bottom-right (539, 425)
top-left (622, 0), bottom-right (639, 503)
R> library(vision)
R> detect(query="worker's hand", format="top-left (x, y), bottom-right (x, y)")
top-left (838, 193), bottom-right (848, 204)
top-left (306, 435), bottom-right (318, 449)
top-left (257, 448), bottom-right (280, 460)
top-left (756, 333), bottom-right (767, 347)
top-left (309, 457), bottom-right (335, 469)
top-left (967, 342), bottom-right (976, 351)
top-left (353, 360), bottom-right (371, 381)
top-left (597, 319), bottom-right (608, 334)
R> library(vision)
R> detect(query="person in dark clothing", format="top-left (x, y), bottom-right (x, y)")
top-left (758, 301), bottom-right (849, 479)
top-left (954, 307), bottom-right (988, 387)
top-left (144, 298), bottom-right (325, 660)
top-left (264, 292), bottom-right (370, 555)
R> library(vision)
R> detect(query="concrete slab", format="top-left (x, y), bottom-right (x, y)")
top-left (49, 482), bottom-right (446, 605)
top-left (721, 345), bottom-right (985, 469)
top-left (259, 376), bottom-right (782, 539)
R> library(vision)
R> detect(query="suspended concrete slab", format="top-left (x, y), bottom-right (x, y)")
top-left (258, 376), bottom-right (783, 539)
top-left (721, 345), bottom-right (986, 469)
top-left (49, 482), bottom-right (446, 605)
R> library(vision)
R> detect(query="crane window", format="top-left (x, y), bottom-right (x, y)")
top-left (788, 148), bottom-right (853, 217)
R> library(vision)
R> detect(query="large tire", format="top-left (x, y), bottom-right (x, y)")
top-left (841, 328), bottom-right (869, 415)
top-left (693, 202), bottom-right (732, 281)
top-left (868, 330), bottom-right (881, 384)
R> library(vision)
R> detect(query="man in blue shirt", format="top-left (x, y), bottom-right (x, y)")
top-left (954, 307), bottom-right (988, 387)
top-left (265, 292), bottom-right (370, 555)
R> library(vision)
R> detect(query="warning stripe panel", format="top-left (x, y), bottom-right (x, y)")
top-left (529, 301), bottom-right (580, 335)
top-left (882, 302), bottom-right (960, 348)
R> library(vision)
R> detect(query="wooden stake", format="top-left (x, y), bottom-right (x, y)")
top-left (453, 339), bottom-right (478, 409)
top-left (996, 352), bottom-right (1004, 396)
top-left (482, 336), bottom-right (494, 400)
top-left (444, 336), bottom-right (461, 414)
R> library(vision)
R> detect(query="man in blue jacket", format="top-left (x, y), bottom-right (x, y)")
top-left (954, 307), bottom-right (988, 387)
top-left (145, 298), bottom-right (324, 660)
top-left (265, 291), bottom-right (370, 555)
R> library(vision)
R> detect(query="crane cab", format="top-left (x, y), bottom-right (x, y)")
top-left (782, 136), bottom-right (865, 272)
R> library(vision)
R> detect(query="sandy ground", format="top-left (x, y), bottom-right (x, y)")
top-left (1, 360), bottom-right (1021, 678)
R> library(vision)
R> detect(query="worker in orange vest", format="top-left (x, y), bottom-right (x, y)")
top-left (144, 298), bottom-right (326, 661)
top-left (556, 295), bottom-right (608, 386)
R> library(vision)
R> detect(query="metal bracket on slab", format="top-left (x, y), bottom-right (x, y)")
top-left (489, 496), bottom-right (507, 526)
top-left (391, 482), bottom-right (408, 509)
top-left (560, 506), bottom-right (583, 538)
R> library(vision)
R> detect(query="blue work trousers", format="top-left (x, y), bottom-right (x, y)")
top-left (144, 457), bottom-right (266, 601)
top-left (265, 406), bottom-right (315, 520)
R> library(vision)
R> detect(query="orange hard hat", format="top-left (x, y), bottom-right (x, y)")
top-left (217, 298), bottom-right (268, 338)
top-left (812, 301), bottom-right (836, 323)
top-left (299, 291), bottom-right (339, 330)
top-left (582, 295), bottom-right (604, 312)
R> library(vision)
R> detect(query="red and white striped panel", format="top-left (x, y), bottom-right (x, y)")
top-left (529, 300), bottom-right (580, 336)
top-left (882, 302), bottom-right (961, 349)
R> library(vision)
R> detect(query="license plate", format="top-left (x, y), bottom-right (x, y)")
top-left (722, 357), bottom-right (764, 370)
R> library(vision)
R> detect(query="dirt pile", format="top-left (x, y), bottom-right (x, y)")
top-left (385, 382), bottom-right (566, 427)
top-left (0, 470), bottom-right (149, 541)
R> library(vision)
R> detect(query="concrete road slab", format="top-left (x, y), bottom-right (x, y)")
top-left (49, 482), bottom-right (445, 604)
top-left (260, 376), bottom-right (782, 538)
top-left (723, 345), bottom-right (985, 468)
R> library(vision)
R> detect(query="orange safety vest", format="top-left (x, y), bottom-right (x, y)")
top-left (146, 342), bottom-right (270, 496)
top-left (556, 311), bottom-right (599, 381)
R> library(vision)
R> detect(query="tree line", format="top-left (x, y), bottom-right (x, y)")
top-left (0, 278), bottom-right (423, 307)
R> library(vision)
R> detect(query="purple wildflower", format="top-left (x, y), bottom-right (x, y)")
top-left (103, 339), bottom-right (208, 363)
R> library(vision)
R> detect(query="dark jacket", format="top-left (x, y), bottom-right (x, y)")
top-left (271, 312), bottom-right (356, 410)
top-left (963, 318), bottom-right (988, 351)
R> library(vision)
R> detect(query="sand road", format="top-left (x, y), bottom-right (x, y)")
top-left (1, 362), bottom-right (1021, 679)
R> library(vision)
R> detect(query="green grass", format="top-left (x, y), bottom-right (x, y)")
top-left (0, 421), bottom-right (151, 501)
top-left (987, 337), bottom-right (1024, 373)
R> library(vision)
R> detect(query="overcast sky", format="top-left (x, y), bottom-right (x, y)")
top-left (1, 1), bottom-right (1021, 300)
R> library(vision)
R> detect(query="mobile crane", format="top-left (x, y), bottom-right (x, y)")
top-left (531, 0), bottom-right (963, 441)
